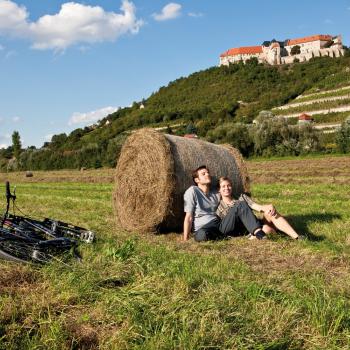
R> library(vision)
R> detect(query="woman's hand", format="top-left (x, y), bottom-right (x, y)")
top-left (263, 204), bottom-right (277, 217)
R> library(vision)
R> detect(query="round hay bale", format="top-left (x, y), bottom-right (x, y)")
top-left (113, 128), bottom-right (250, 232)
top-left (25, 171), bottom-right (33, 177)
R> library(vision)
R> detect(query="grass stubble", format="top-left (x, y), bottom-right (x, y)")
top-left (0, 156), bottom-right (350, 349)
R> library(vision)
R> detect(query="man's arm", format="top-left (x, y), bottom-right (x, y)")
top-left (183, 212), bottom-right (193, 241)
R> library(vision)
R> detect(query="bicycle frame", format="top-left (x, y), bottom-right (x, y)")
top-left (0, 181), bottom-right (94, 264)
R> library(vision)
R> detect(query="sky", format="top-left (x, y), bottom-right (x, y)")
top-left (0, 0), bottom-right (350, 148)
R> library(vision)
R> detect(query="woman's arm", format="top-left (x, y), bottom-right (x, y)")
top-left (241, 193), bottom-right (262, 211)
top-left (241, 194), bottom-right (276, 216)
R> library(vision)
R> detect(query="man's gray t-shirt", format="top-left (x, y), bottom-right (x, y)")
top-left (184, 186), bottom-right (220, 232)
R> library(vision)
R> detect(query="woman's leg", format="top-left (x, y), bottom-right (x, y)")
top-left (263, 211), bottom-right (299, 239)
top-left (262, 221), bottom-right (276, 234)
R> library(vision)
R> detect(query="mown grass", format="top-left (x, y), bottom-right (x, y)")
top-left (0, 177), bottom-right (350, 349)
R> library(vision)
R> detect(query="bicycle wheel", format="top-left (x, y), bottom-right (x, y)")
top-left (0, 228), bottom-right (76, 264)
top-left (0, 235), bottom-right (50, 263)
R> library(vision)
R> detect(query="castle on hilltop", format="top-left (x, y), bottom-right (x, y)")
top-left (220, 34), bottom-right (344, 66)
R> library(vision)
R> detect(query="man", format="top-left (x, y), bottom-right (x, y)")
top-left (183, 165), bottom-right (266, 241)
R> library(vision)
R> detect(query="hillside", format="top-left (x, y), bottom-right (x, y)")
top-left (1, 52), bottom-right (350, 170)
top-left (272, 85), bottom-right (350, 125)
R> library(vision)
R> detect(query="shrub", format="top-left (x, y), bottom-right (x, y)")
top-left (252, 115), bottom-right (321, 156)
top-left (336, 116), bottom-right (350, 153)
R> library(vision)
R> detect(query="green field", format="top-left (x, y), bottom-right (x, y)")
top-left (1, 157), bottom-right (350, 349)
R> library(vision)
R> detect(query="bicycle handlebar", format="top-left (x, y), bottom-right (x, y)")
top-left (2, 182), bottom-right (16, 227)
top-left (6, 181), bottom-right (10, 200)
top-left (5, 181), bottom-right (16, 202)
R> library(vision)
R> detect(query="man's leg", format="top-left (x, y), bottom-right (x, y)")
top-left (220, 201), bottom-right (262, 236)
top-left (194, 219), bottom-right (221, 242)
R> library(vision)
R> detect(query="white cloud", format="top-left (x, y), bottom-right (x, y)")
top-left (153, 3), bottom-right (181, 21)
top-left (0, 133), bottom-right (11, 148)
top-left (12, 115), bottom-right (20, 122)
top-left (0, 44), bottom-right (4, 50)
top-left (324, 18), bottom-right (333, 24)
top-left (0, 0), bottom-right (28, 35)
top-left (188, 12), bottom-right (203, 18)
top-left (0, 0), bottom-right (144, 51)
top-left (68, 106), bottom-right (119, 126)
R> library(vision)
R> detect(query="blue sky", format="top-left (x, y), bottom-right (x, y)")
top-left (0, 0), bottom-right (349, 148)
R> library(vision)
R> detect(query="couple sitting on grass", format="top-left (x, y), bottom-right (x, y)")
top-left (183, 165), bottom-right (301, 242)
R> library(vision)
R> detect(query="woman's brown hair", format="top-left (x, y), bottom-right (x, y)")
top-left (218, 176), bottom-right (232, 189)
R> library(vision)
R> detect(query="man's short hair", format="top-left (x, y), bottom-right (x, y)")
top-left (192, 165), bottom-right (208, 185)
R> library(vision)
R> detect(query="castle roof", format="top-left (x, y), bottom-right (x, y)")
top-left (220, 45), bottom-right (263, 57)
top-left (287, 34), bottom-right (332, 46)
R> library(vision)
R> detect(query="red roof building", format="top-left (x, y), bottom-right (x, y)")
top-left (220, 45), bottom-right (263, 57)
top-left (183, 134), bottom-right (198, 139)
top-left (287, 34), bottom-right (332, 46)
top-left (298, 113), bottom-right (313, 123)
top-left (219, 34), bottom-right (343, 66)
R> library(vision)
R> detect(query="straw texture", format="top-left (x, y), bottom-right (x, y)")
top-left (114, 128), bottom-right (249, 232)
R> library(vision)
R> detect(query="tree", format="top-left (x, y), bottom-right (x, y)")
top-left (336, 117), bottom-right (350, 153)
top-left (12, 131), bottom-right (22, 159)
top-left (291, 45), bottom-right (301, 55)
top-left (227, 123), bottom-right (253, 157)
top-left (51, 133), bottom-right (68, 149)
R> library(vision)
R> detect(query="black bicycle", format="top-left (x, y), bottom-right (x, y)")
top-left (0, 181), bottom-right (95, 264)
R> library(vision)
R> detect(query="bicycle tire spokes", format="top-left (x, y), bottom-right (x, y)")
top-left (0, 231), bottom-right (78, 264)
top-left (2, 218), bottom-right (50, 243)
top-left (5, 214), bottom-right (95, 243)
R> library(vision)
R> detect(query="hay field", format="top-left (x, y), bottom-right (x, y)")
top-left (0, 155), bottom-right (350, 349)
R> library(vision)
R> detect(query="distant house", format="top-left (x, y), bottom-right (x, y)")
top-left (183, 134), bottom-right (199, 139)
top-left (298, 113), bottom-right (313, 124)
top-left (220, 34), bottom-right (344, 66)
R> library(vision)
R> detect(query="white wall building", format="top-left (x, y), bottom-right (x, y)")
top-left (220, 34), bottom-right (345, 66)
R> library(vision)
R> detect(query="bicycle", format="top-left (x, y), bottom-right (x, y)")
top-left (0, 181), bottom-right (95, 264)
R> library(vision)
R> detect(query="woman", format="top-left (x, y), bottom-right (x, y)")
top-left (216, 177), bottom-right (300, 240)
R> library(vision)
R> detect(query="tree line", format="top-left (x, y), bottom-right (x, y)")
top-left (1, 51), bottom-right (350, 171)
